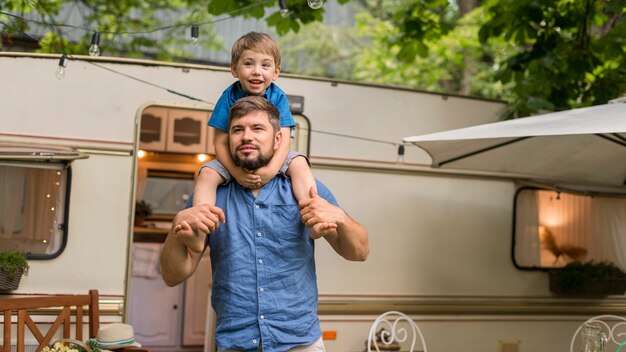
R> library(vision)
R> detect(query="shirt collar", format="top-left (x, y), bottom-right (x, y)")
top-left (231, 81), bottom-right (274, 102)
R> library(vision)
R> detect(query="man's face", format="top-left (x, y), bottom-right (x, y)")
top-left (229, 110), bottom-right (281, 171)
top-left (231, 49), bottom-right (280, 96)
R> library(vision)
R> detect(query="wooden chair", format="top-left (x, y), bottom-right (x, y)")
top-left (0, 289), bottom-right (152, 352)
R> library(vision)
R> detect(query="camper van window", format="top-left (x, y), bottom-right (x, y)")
top-left (141, 170), bottom-right (195, 217)
top-left (291, 114), bottom-right (310, 157)
top-left (0, 162), bottom-right (69, 259)
top-left (513, 188), bottom-right (626, 271)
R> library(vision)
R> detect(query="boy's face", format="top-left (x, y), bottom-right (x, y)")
top-left (231, 49), bottom-right (280, 96)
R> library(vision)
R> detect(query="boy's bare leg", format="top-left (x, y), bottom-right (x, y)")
top-left (287, 156), bottom-right (337, 238)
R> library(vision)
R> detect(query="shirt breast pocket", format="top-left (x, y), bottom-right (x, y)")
top-left (271, 204), bottom-right (306, 254)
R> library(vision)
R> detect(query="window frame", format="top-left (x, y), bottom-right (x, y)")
top-left (0, 160), bottom-right (72, 260)
top-left (511, 186), bottom-right (626, 272)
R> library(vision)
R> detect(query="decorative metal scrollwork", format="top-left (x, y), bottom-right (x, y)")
top-left (367, 311), bottom-right (428, 352)
top-left (570, 315), bottom-right (626, 352)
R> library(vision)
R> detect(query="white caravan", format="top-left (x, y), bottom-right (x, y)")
top-left (1, 53), bottom-right (624, 352)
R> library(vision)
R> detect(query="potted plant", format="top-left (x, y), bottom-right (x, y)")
top-left (549, 260), bottom-right (626, 297)
top-left (135, 199), bottom-right (153, 226)
top-left (0, 251), bottom-right (29, 291)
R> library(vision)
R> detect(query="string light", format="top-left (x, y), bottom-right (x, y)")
top-left (2, 12), bottom-right (415, 156)
top-left (55, 54), bottom-right (68, 79)
top-left (0, 1), bottom-right (274, 37)
top-left (89, 31), bottom-right (101, 56)
top-left (279, 0), bottom-right (291, 18)
top-left (191, 24), bottom-right (199, 45)
top-left (1, 1), bottom-right (274, 57)
top-left (396, 144), bottom-right (405, 164)
top-left (308, 0), bottom-right (324, 9)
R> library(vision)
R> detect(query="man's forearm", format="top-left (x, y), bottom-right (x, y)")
top-left (160, 227), bottom-right (202, 286)
top-left (328, 211), bottom-right (369, 261)
top-left (160, 204), bottom-right (224, 286)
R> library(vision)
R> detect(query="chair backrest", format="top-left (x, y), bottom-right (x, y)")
top-left (0, 289), bottom-right (99, 352)
top-left (570, 314), bottom-right (626, 352)
top-left (367, 310), bottom-right (428, 352)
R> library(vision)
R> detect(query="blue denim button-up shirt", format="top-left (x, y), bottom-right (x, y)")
top-left (208, 175), bottom-right (337, 352)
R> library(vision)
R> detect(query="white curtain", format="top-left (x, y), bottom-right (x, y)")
top-left (514, 190), bottom-right (540, 267)
top-left (536, 191), bottom-right (592, 267)
top-left (0, 166), bottom-right (24, 239)
top-left (0, 166), bottom-right (58, 243)
top-left (516, 189), bottom-right (626, 270)
top-left (588, 197), bottom-right (626, 272)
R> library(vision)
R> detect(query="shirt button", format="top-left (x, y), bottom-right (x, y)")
top-left (257, 232), bottom-right (262, 237)
top-left (259, 287), bottom-right (264, 292)
top-left (252, 339), bottom-right (258, 344)
top-left (255, 204), bottom-right (260, 209)
top-left (258, 259), bottom-right (264, 264)
top-left (260, 315), bottom-right (265, 320)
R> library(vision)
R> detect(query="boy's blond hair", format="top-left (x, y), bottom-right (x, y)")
top-left (231, 32), bottom-right (281, 67)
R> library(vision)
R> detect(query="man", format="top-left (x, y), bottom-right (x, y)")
top-left (160, 96), bottom-right (369, 352)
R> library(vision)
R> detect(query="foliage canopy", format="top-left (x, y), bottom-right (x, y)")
top-left (1, 0), bottom-right (624, 118)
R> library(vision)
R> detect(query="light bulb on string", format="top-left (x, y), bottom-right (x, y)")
top-left (396, 144), bottom-right (405, 164)
top-left (55, 54), bottom-right (68, 80)
top-left (279, 0), bottom-right (291, 17)
top-left (307, 0), bottom-right (323, 9)
top-left (191, 24), bottom-right (199, 45)
top-left (89, 31), bottom-right (101, 56)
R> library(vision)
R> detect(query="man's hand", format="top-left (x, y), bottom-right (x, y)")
top-left (299, 187), bottom-right (369, 261)
top-left (172, 204), bottom-right (225, 253)
top-left (299, 187), bottom-right (342, 239)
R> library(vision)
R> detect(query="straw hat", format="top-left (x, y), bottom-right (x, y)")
top-left (95, 323), bottom-right (142, 350)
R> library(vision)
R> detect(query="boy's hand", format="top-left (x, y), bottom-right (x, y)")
top-left (256, 166), bottom-right (276, 186)
top-left (234, 169), bottom-right (262, 189)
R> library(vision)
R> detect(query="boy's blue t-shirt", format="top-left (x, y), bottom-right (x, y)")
top-left (209, 81), bottom-right (295, 132)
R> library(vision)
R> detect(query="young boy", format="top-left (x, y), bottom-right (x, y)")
top-left (175, 32), bottom-right (336, 241)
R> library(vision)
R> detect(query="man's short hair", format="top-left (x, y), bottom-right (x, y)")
top-left (231, 32), bottom-right (281, 67)
top-left (228, 96), bottom-right (281, 132)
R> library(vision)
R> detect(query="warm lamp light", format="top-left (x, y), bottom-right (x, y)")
top-left (197, 154), bottom-right (208, 162)
top-left (137, 150), bottom-right (146, 158)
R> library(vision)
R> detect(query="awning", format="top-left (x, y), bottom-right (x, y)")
top-left (403, 103), bottom-right (626, 187)
top-left (0, 143), bottom-right (89, 161)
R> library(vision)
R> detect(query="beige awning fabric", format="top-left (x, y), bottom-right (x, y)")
top-left (0, 143), bottom-right (89, 161)
top-left (403, 103), bottom-right (626, 187)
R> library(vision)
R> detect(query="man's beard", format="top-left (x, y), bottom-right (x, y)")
top-left (232, 142), bottom-right (274, 170)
